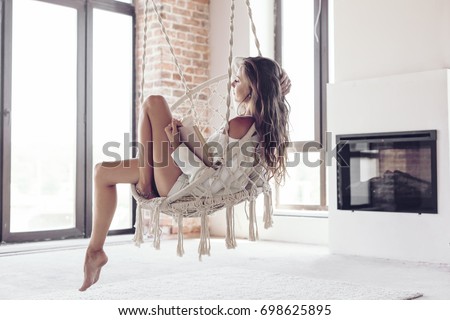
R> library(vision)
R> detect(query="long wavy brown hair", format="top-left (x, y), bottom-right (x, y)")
top-left (241, 56), bottom-right (290, 184)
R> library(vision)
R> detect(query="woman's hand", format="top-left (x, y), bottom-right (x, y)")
top-left (164, 118), bottom-right (183, 149)
top-left (280, 69), bottom-right (292, 96)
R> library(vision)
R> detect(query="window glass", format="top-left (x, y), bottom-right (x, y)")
top-left (10, 0), bottom-right (78, 232)
top-left (93, 9), bottom-right (133, 230)
top-left (282, 0), bottom-right (315, 142)
top-left (278, 152), bottom-right (321, 206)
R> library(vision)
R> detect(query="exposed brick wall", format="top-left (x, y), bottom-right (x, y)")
top-left (135, 0), bottom-right (210, 235)
top-left (135, 0), bottom-right (210, 107)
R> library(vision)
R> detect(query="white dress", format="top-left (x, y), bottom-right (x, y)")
top-left (168, 123), bottom-right (263, 197)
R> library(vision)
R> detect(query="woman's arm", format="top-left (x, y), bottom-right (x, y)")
top-left (166, 118), bottom-right (208, 180)
top-left (165, 118), bottom-right (182, 149)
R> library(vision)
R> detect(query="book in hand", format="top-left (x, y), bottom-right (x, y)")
top-left (178, 116), bottom-right (213, 167)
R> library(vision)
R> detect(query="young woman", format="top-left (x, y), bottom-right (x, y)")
top-left (79, 56), bottom-right (291, 291)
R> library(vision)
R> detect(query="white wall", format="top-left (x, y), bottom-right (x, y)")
top-left (329, 0), bottom-right (450, 263)
top-left (328, 70), bottom-right (450, 263)
top-left (444, 0), bottom-right (450, 67)
top-left (248, 0), bottom-right (275, 58)
top-left (209, 0), bottom-right (275, 77)
top-left (208, 0), bottom-right (329, 246)
top-left (334, 0), bottom-right (450, 82)
top-left (209, 0), bottom-right (250, 77)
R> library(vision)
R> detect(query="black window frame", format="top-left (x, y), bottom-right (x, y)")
top-left (274, 0), bottom-right (328, 212)
top-left (0, 0), bottom-right (135, 243)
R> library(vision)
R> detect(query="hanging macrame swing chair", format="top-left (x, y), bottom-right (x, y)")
top-left (131, 0), bottom-right (273, 259)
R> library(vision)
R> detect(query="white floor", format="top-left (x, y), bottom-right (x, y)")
top-left (1, 234), bottom-right (450, 300)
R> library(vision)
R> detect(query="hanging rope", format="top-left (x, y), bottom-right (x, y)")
top-left (245, 0), bottom-right (262, 56)
top-left (314, 0), bottom-right (322, 43)
top-left (143, 0), bottom-right (262, 129)
top-left (143, 0), bottom-right (200, 121)
top-left (139, 0), bottom-right (151, 107)
top-left (150, 0), bottom-right (190, 95)
top-left (224, 0), bottom-right (236, 140)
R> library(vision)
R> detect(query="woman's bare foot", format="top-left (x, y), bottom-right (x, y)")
top-left (79, 247), bottom-right (108, 292)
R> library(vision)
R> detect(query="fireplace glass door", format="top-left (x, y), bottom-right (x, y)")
top-left (336, 130), bottom-right (437, 213)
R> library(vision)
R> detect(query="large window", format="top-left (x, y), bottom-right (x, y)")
top-left (10, 0), bottom-right (78, 233)
top-left (1, 0), bottom-right (135, 242)
top-left (92, 8), bottom-right (134, 231)
top-left (275, 0), bottom-right (328, 212)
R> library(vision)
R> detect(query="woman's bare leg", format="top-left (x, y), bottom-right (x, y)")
top-left (137, 95), bottom-right (182, 196)
top-left (79, 159), bottom-right (140, 291)
top-left (136, 98), bottom-right (157, 198)
top-left (80, 95), bottom-right (182, 291)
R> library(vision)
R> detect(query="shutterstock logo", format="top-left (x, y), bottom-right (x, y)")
top-left (100, 132), bottom-right (348, 168)
top-left (278, 132), bottom-right (349, 168)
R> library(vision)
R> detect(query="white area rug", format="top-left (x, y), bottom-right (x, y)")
top-left (34, 267), bottom-right (422, 300)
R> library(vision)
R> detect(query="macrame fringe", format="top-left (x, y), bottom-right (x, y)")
top-left (151, 205), bottom-right (161, 250)
top-left (133, 187), bottom-right (273, 255)
top-left (248, 199), bottom-right (258, 241)
top-left (176, 214), bottom-right (185, 257)
top-left (263, 187), bottom-right (274, 229)
top-left (225, 206), bottom-right (237, 249)
top-left (198, 211), bottom-right (211, 260)
top-left (133, 204), bottom-right (144, 247)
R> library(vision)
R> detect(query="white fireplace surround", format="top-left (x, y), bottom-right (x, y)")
top-left (327, 69), bottom-right (450, 264)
